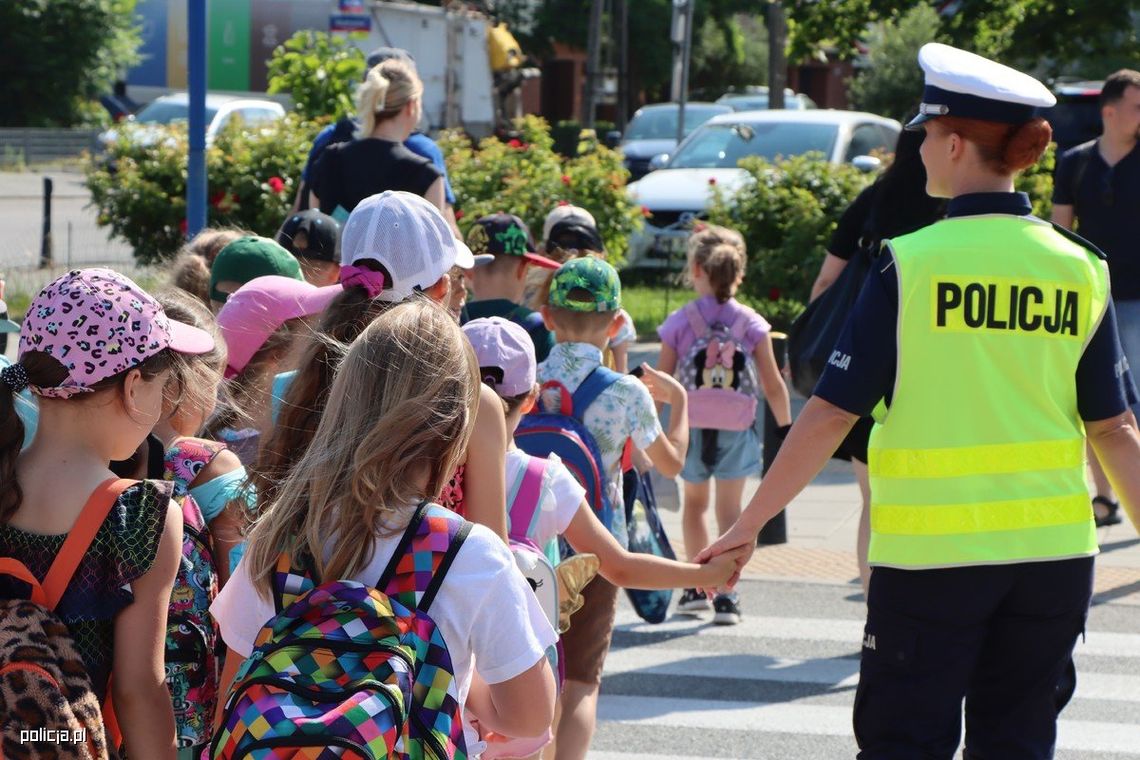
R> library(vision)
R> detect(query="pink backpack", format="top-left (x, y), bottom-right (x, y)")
top-left (676, 302), bottom-right (760, 431)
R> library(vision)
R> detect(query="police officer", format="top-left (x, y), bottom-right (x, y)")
top-left (699, 43), bottom-right (1140, 759)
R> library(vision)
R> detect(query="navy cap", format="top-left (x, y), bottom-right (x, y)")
top-left (906, 43), bottom-right (1056, 130)
top-left (277, 209), bottom-right (340, 264)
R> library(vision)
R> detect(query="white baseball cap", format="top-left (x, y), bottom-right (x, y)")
top-left (542, 204), bottom-right (597, 244)
top-left (340, 191), bottom-right (475, 302)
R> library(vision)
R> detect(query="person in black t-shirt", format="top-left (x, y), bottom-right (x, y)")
top-left (310, 58), bottom-right (445, 221)
top-left (1052, 69), bottom-right (1140, 528)
top-left (806, 127), bottom-right (944, 595)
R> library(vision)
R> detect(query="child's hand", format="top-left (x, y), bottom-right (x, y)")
top-left (638, 363), bottom-right (685, 405)
top-left (697, 543), bottom-right (752, 590)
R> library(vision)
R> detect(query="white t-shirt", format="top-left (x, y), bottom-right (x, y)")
top-left (210, 506), bottom-right (558, 751)
top-left (506, 449), bottom-right (585, 546)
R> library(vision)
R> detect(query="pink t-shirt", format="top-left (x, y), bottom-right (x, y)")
top-left (657, 296), bottom-right (771, 360)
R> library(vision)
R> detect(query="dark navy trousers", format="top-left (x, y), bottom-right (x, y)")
top-left (854, 557), bottom-right (1094, 760)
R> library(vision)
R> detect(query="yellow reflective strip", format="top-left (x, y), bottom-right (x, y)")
top-left (868, 438), bottom-right (1084, 479)
top-left (871, 493), bottom-right (1091, 536)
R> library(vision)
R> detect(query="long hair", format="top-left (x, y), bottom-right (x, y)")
top-left (865, 128), bottom-right (947, 240)
top-left (685, 225), bottom-right (747, 304)
top-left (156, 289), bottom-right (226, 428)
top-left (249, 284), bottom-right (394, 515)
top-left (244, 299), bottom-right (479, 598)
top-left (358, 58), bottom-right (423, 136)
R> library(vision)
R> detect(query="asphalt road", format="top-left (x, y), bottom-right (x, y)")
top-left (591, 578), bottom-right (1140, 760)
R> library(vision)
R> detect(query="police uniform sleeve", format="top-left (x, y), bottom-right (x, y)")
top-left (812, 253), bottom-right (899, 417)
top-left (1075, 297), bottom-right (1140, 420)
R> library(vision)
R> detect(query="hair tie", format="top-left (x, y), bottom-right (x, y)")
top-left (1, 363), bottom-right (29, 393)
top-left (340, 265), bottom-right (389, 299)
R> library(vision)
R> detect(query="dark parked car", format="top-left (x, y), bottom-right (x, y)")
top-left (1046, 81), bottom-right (1103, 154)
top-left (616, 102), bottom-right (732, 180)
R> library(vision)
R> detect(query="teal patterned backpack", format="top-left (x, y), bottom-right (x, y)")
top-left (210, 502), bottom-right (471, 759)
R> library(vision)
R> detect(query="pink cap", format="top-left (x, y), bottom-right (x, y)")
top-left (18, 268), bottom-right (214, 399)
top-left (462, 317), bottom-right (536, 397)
top-left (217, 275), bottom-right (342, 379)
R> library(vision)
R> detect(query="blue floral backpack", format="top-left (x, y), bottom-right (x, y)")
top-left (210, 501), bottom-right (471, 760)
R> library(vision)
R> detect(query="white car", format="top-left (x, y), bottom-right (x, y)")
top-left (626, 109), bottom-right (901, 268)
top-left (98, 93), bottom-right (285, 148)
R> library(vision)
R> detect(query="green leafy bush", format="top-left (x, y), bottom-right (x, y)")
top-left (707, 153), bottom-right (872, 310)
top-left (267, 31), bottom-right (366, 122)
top-left (440, 115), bottom-right (643, 263)
top-left (1017, 142), bottom-right (1055, 219)
top-left (85, 115), bottom-right (315, 264)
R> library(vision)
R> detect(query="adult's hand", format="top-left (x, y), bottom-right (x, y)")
top-left (696, 519), bottom-right (760, 596)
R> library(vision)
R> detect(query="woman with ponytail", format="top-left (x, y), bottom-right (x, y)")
top-left (310, 58), bottom-right (446, 219)
top-left (699, 44), bottom-right (1140, 757)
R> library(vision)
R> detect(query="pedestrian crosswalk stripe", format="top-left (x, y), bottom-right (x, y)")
top-left (613, 610), bottom-right (1140, 659)
top-left (596, 695), bottom-right (1140, 754)
top-left (603, 645), bottom-right (1140, 703)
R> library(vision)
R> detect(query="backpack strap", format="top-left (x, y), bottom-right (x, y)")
top-left (682, 301), bottom-right (708, 340)
top-left (378, 500), bottom-right (472, 614)
top-left (272, 550), bottom-right (318, 614)
top-left (569, 366), bottom-right (624, 422)
top-left (509, 455), bottom-right (549, 542)
top-left (727, 308), bottom-right (751, 344)
top-left (42, 478), bottom-right (133, 610)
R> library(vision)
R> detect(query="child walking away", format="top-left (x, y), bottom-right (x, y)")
top-left (210, 299), bottom-right (557, 758)
top-left (464, 316), bottom-right (746, 757)
top-left (464, 213), bottom-right (561, 361)
top-left (206, 275), bottom-right (342, 465)
top-left (0, 268), bottom-right (215, 759)
top-left (656, 225), bottom-right (792, 624)
top-left (527, 258), bottom-right (690, 760)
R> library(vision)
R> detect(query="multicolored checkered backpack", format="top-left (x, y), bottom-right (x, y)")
top-left (210, 501), bottom-right (471, 760)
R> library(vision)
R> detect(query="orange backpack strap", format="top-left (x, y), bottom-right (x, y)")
top-left (41, 478), bottom-right (134, 610)
top-left (0, 559), bottom-right (48, 607)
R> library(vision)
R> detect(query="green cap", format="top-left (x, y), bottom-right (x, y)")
top-left (209, 236), bottom-right (303, 303)
top-left (548, 257), bottom-right (621, 312)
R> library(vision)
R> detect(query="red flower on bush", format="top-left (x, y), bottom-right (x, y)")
top-left (707, 177), bottom-right (717, 186)
top-left (558, 200), bottom-right (570, 207)
top-left (769, 287), bottom-right (782, 301)
top-left (640, 205), bottom-right (651, 217)
top-left (561, 175), bottom-right (571, 186)
top-left (179, 218), bottom-right (188, 236)
top-left (267, 176), bottom-right (285, 194)
top-left (455, 209), bottom-right (465, 220)
top-left (507, 139), bottom-right (523, 149)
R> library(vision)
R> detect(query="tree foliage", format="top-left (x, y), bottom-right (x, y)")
top-left (848, 4), bottom-right (941, 122)
top-left (267, 31), bottom-right (366, 122)
top-left (1, 0), bottom-right (143, 127)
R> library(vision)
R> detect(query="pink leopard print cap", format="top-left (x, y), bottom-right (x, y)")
top-left (19, 268), bottom-right (215, 398)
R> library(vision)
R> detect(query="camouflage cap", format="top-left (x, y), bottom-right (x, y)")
top-left (548, 257), bottom-right (621, 312)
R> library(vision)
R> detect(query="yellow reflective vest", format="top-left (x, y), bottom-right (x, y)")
top-left (867, 215), bottom-right (1109, 569)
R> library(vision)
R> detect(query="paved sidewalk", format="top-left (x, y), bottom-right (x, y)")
top-left (630, 342), bottom-right (1140, 605)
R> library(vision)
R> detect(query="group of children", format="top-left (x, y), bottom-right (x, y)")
top-left (0, 188), bottom-right (790, 759)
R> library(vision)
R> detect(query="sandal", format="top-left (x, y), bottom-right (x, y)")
top-left (1093, 495), bottom-right (1123, 527)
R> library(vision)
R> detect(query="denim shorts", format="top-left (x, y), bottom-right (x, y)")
top-left (680, 427), bottom-right (761, 483)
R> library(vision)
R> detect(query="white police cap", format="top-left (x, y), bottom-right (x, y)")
top-left (906, 43), bottom-right (1056, 130)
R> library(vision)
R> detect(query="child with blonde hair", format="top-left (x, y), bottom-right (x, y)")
top-left (211, 299), bottom-right (556, 755)
top-left (656, 224), bottom-right (792, 624)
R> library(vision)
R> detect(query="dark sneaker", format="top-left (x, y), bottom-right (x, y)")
top-left (713, 593), bottom-right (741, 625)
top-left (677, 588), bottom-right (711, 614)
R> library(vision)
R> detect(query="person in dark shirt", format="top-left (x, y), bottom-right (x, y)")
top-left (806, 126), bottom-right (945, 594)
top-left (291, 47), bottom-right (461, 236)
top-left (1052, 69), bottom-right (1140, 526)
top-left (310, 57), bottom-right (444, 221)
top-left (462, 214), bottom-right (560, 361)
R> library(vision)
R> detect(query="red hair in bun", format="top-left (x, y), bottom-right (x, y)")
top-left (933, 116), bottom-right (1052, 174)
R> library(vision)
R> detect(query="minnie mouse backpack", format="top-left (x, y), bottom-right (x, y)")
top-left (676, 302), bottom-right (760, 431)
